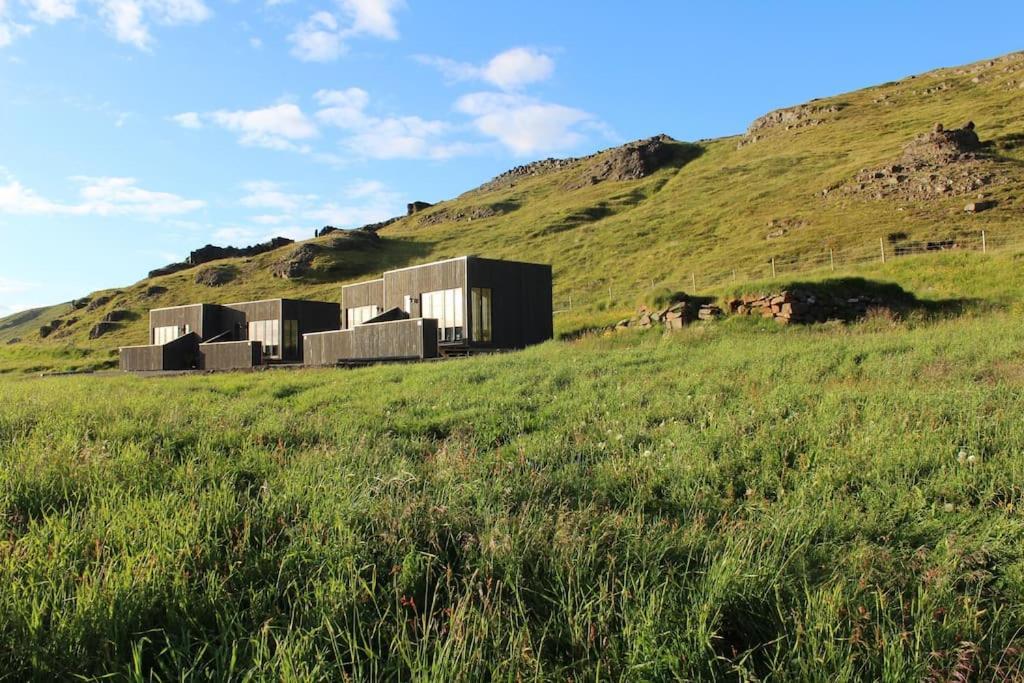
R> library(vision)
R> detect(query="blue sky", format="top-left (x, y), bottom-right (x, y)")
top-left (1, 0), bottom-right (1022, 315)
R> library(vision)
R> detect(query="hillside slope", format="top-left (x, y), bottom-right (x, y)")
top-left (3, 50), bottom-right (1023, 367)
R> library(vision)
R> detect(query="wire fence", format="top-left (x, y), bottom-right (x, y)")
top-left (553, 230), bottom-right (1022, 314)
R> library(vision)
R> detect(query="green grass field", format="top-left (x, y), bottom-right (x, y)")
top-left (3, 252), bottom-right (1024, 680)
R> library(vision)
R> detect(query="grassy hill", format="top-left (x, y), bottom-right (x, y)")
top-left (5, 50), bottom-right (1024, 679)
top-left (3, 269), bottom-right (1024, 679)
top-left (2, 50), bottom-right (1023, 372)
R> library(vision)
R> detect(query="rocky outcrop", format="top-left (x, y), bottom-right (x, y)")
top-left (418, 202), bottom-right (519, 227)
top-left (614, 297), bottom-right (722, 332)
top-left (902, 121), bottom-right (983, 165)
top-left (407, 201), bottom-right (433, 215)
top-left (89, 322), bottom-right (119, 339)
top-left (86, 295), bottom-right (113, 311)
top-left (473, 135), bottom-right (684, 194)
top-left (194, 265), bottom-right (236, 287)
top-left (188, 237), bottom-right (294, 266)
top-left (326, 230), bottom-right (381, 250)
top-left (102, 310), bottom-right (133, 323)
top-left (766, 218), bottom-right (809, 240)
top-left (727, 290), bottom-right (885, 324)
top-left (148, 262), bottom-right (192, 279)
top-left (147, 236), bottom-right (295, 279)
top-left (271, 244), bottom-right (321, 279)
top-left (476, 157), bottom-right (580, 193)
top-left (565, 135), bottom-right (679, 189)
top-left (738, 104), bottom-right (845, 148)
top-left (145, 285), bottom-right (167, 297)
top-left (830, 122), bottom-right (1000, 202)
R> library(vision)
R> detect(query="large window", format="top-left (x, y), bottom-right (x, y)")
top-left (248, 319), bottom-right (280, 358)
top-left (154, 324), bottom-right (190, 345)
top-left (471, 288), bottom-right (492, 343)
top-left (283, 320), bottom-right (299, 358)
top-left (348, 305), bottom-right (380, 328)
top-left (422, 288), bottom-right (464, 342)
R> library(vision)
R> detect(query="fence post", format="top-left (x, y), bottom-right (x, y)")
top-left (830, 248), bottom-right (834, 271)
top-left (982, 230), bottom-right (987, 253)
top-left (771, 258), bottom-right (776, 278)
top-left (880, 238), bottom-right (886, 264)
top-left (691, 272), bottom-right (696, 291)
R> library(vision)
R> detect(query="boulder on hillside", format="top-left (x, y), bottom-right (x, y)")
top-left (194, 265), bottom-right (237, 287)
top-left (145, 285), bottom-right (168, 297)
top-left (89, 322), bottom-right (119, 339)
top-left (271, 244), bottom-right (322, 279)
top-left (103, 309), bottom-right (133, 323)
top-left (87, 295), bottom-right (113, 311)
top-left (566, 135), bottom-right (680, 189)
top-left (148, 262), bottom-right (191, 278)
top-left (327, 230), bottom-right (381, 250)
top-left (187, 236), bottom-right (294, 266)
top-left (407, 201), bottom-right (433, 215)
top-left (833, 121), bottom-right (999, 202)
top-left (902, 121), bottom-right (983, 165)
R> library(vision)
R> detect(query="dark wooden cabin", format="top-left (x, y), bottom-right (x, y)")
top-left (306, 256), bottom-right (552, 366)
top-left (121, 298), bottom-right (339, 372)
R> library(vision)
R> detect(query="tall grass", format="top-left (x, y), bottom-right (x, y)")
top-left (2, 310), bottom-right (1024, 680)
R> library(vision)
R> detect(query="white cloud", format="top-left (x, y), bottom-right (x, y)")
top-left (95, 0), bottom-right (210, 51)
top-left (417, 47), bottom-right (555, 91)
top-left (0, 170), bottom-right (205, 218)
top-left (24, 0), bottom-right (77, 24)
top-left (248, 36), bottom-right (261, 49)
top-left (1, 0), bottom-right (207, 49)
top-left (455, 92), bottom-right (596, 156)
top-left (233, 177), bottom-right (401, 234)
top-left (288, 0), bottom-right (404, 63)
top-left (313, 88), bottom-right (453, 160)
top-left (0, 0), bottom-right (33, 47)
top-left (170, 111), bottom-right (202, 128)
top-left (239, 180), bottom-right (316, 211)
top-left (288, 11), bottom-right (344, 62)
top-left (339, 0), bottom-right (403, 39)
top-left (208, 103), bottom-right (318, 150)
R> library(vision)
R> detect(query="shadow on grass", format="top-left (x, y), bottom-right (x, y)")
top-left (747, 277), bottom-right (983, 322)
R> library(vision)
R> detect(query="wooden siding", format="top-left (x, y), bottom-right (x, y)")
top-left (199, 341), bottom-right (263, 371)
top-left (150, 304), bottom-right (220, 343)
top-left (120, 333), bottom-right (199, 372)
top-left (281, 299), bottom-right (341, 361)
top-left (226, 299), bottom-right (283, 324)
top-left (466, 257), bottom-right (553, 348)
top-left (342, 279), bottom-right (385, 323)
top-left (383, 259), bottom-right (467, 311)
top-left (304, 319), bottom-right (438, 365)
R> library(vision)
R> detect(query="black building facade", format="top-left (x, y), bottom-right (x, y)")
top-left (122, 298), bottom-right (339, 371)
top-left (306, 256), bottom-right (553, 366)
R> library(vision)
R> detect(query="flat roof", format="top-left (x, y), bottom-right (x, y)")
top-left (341, 278), bottom-right (384, 289)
